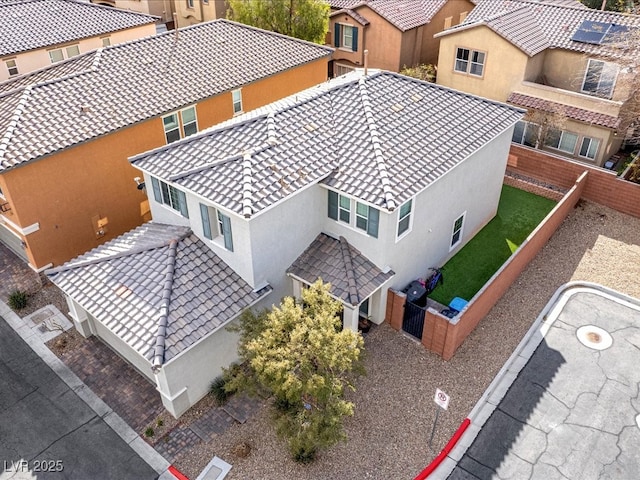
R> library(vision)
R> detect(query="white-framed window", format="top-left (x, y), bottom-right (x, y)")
top-left (5, 59), bottom-right (18, 77)
top-left (101, 36), bottom-right (111, 47)
top-left (451, 213), bottom-right (465, 249)
top-left (232, 89), bottom-right (243, 115)
top-left (150, 177), bottom-right (189, 218)
top-left (544, 128), bottom-right (578, 154)
top-left (48, 44), bottom-right (80, 63)
top-left (582, 59), bottom-right (617, 99)
top-left (187, 0), bottom-right (194, 8)
top-left (454, 48), bottom-right (485, 76)
top-left (512, 121), bottom-right (540, 147)
top-left (334, 24), bottom-right (358, 52)
top-left (397, 199), bottom-right (413, 238)
top-left (334, 63), bottom-right (355, 77)
top-left (327, 190), bottom-right (379, 237)
top-left (0, 185), bottom-right (5, 199)
top-left (200, 203), bottom-right (234, 251)
top-left (162, 106), bottom-right (198, 143)
top-left (579, 136), bottom-right (600, 160)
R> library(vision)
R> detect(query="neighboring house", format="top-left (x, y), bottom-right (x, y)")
top-left (435, 0), bottom-right (640, 167)
top-left (327, 0), bottom-right (475, 75)
top-left (48, 70), bottom-right (523, 417)
top-left (90, 0), bottom-right (175, 29)
top-left (0, 19), bottom-right (332, 270)
top-left (172, 0), bottom-right (226, 29)
top-left (0, 0), bottom-right (158, 81)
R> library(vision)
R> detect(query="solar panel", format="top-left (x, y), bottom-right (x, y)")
top-left (603, 24), bottom-right (629, 43)
top-left (571, 20), bottom-right (609, 45)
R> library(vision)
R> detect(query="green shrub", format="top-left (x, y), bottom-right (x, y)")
top-left (8, 290), bottom-right (28, 310)
top-left (156, 418), bottom-right (163, 427)
top-left (144, 427), bottom-right (154, 437)
top-left (210, 376), bottom-right (232, 406)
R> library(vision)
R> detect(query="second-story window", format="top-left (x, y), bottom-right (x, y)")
top-left (101, 36), bottom-right (111, 47)
top-left (334, 24), bottom-right (358, 52)
top-left (397, 199), bottom-right (412, 238)
top-left (232, 89), bottom-right (243, 114)
top-left (150, 177), bottom-right (189, 218)
top-left (181, 107), bottom-right (198, 137)
top-left (200, 203), bottom-right (234, 251)
top-left (454, 48), bottom-right (485, 76)
top-left (582, 59), bottom-right (617, 99)
top-left (48, 44), bottom-right (80, 64)
top-left (451, 213), bottom-right (465, 249)
top-left (328, 190), bottom-right (379, 237)
top-left (163, 114), bottom-right (181, 143)
top-left (162, 106), bottom-right (198, 144)
top-left (187, 0), bottom-right (194, 8)
top-left (5, 59), bottom-right (18, 77)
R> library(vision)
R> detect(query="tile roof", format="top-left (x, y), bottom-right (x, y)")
top-left (441, 0), bottom-right (640, 58)
top-left (0, 19), bottom-right (332, 172)
top-left (287, 233), bottom-right (394, 306)
top-left (0, 0), bottom-right (157, 57)
top-left (330, 8), bottom-right (370, 26)
top-left (46, 222), bottom-right (268, 367)
top-left (131, 71), bottom-right (524, 216)
top-left (508, 92), bottom-right (620, 129)
top-left (329, 0), bottom-right (448, 31)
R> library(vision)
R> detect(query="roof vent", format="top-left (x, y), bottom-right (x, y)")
top-left (411, 94), bottom-right (423, 103)
top-left (304, 122), bottom-right (318, 132)
top-left (391, 103), bottom-right (404, 113)
top-left (80, 105), bottom-right (91, 113)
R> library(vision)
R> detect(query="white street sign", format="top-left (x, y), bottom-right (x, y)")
top-left (434, 388), bottom-right (450, 410)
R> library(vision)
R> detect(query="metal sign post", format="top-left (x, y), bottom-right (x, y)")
top-left (429, 388), bottom-right (450, 450)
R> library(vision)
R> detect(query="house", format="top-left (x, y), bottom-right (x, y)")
top-left (90, 0), bottom-right (176, 30)
top-left (172, 0), bottom-right (226, 29)
top-left (48, 70), bottom-right (523, 417)
top-left (435, 0), bottom-right (640, 167)
top-left (327, 0), bottom-right (475, 76)
top-left (0, 19), bottom-right (332, 271)
top-left (0, 0), bottom-right (158, 81)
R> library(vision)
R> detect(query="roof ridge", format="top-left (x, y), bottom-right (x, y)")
top-left (0, 85), bottom-right (31, 162)
top-left (152, 238), bottom-right (180, 369)
top-left (241, 152), bottom-right (253, 218)
top-left (358, 76), bottom-right (396, 211)
top-left (338, 236), bottom-right (359, 306)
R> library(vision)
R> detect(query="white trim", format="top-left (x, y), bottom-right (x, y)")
top-left (395, 197), bottom-right (414, 242)
top-left (0, 214), bottom-right (39, 236)
top-left (449, 211), bottom-right (466, 251)
top-left (30, 262), bottom-right (53, 273)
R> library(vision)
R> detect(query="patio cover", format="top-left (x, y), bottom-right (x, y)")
top-left (46, 222), bottom-right (270, 368)
top-left (287, 233), bottom-right (394, 306)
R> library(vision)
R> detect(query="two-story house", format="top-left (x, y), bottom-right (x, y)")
top-left (0, 0), bottom-right (158, 82)
top-left (435, 0), bottom-right (640, 167)
top-left (90, 0), bottom-right (176, 29)
top-left (172, 0), bottom-right (226, 28)
top-left (47, 71), bottom-right (523, 417)
top-left (0, 19), bottom-right (332, 271)
top-left (327, 0), bottom-right (476, 76)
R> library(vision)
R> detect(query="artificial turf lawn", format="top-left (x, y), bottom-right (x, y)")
top-left (429, 185), bottom-right (557, 306)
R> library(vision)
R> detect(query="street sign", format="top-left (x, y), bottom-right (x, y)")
top-left (434, 388), bottom-right (450, 410)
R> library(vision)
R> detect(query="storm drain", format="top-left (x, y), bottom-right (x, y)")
top-left (576, 325), bottom-right (613, 351)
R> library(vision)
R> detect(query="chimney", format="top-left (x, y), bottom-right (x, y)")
top-left (364, 49), bottom-right (369, 76)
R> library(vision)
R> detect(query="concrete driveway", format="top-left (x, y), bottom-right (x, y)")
top-left (0, 315), bottom-right (161, 480)
top-left (440, 284), bottom-right (640, 479)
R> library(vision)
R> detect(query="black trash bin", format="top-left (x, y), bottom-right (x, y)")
top-left (404, 280), bottom-right (427, 307)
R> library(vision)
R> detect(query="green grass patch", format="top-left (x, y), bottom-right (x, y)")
top-left (429, 185), bottom-right (556, 306)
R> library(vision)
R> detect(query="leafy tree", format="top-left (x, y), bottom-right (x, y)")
top-left (227, 0), bottom-right (330, 44)
top-left (579, 0), bottom-right (637, 12)
top-left (400, 64), bottom-right (437, 83)
top-left (226, 280), bottom-right (365, 462)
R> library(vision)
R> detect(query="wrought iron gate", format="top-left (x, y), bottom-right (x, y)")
top-left (402, 300), bottom-right (426, 340)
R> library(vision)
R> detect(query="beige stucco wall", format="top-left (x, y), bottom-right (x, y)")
top-left (419, 0), bottom-right (475, 66)
top-left (0, 23), bottom-right (156, 82)
top-left (92, 0), bottom-right (174, 23)
top-left (174, 0), bottom-right (225, 28)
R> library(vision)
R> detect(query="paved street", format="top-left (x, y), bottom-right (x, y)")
top-left (0, 316), bottom-right (159, 480)
top-left (446, 286), bottom-right (640, 479)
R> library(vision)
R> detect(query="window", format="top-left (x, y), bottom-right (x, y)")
top-left (232, 89), bottom-right (243, 115)
top-left (582, 59), bottom-right (617, 98)
top-left (451, 214), bottom-right (465, 248)
top-left (200, 203), bottom-right (233, 251)
top-left (5, 59), bottom-right (18, 77)
top-left (162, 106), bottom-right (198, 143)
top-left (544, 128), bottom-right (578, 154)
top-left (454, 48), bottom-right (485, 76)
top-left (397, 199), bottom-right (412, 238)
top-left (328, 191), bottom-right (379, 237)
top-left (101, 37), bottom-right (111, 47)
top-left (187, 0), bottom-right (194, 8)
top-left (150, 177), bottom-right (189, 217)
top-left (0, 185), bottom-right (5, 198)
top-left (334, 24), bottom-right (358, 52)
top-left (334, 64), bottom-right (354, 77)
top-left (512, 121), bottom-right (540, 147)
top-left (579, 137), bottom-right (600, 160)
top-left (48, 44), bottom-right (80, 64)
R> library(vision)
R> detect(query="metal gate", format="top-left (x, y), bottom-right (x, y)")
top-left (402, 300), bottom-right (427, 340)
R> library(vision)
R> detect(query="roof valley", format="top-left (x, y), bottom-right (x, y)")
top-left (0, 85), bottom-right (31, 162)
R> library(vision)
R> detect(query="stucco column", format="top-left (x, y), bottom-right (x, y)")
top-left (292, 278), bottom-right (302, 299)
top-left (343, 304), bottom-right (359, 332)
top-left (65, 296), bottom-right (93, 338)
top-left (154, 367), bottom-right (190, 419)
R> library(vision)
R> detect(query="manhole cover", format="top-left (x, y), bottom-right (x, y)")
top-left (576, 325), bottom-right (613, 351)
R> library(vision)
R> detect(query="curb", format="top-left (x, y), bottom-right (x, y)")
top-left (0, 300), bottom-right (173, 478)
top-left (413, 418), bottom-right (471, 480)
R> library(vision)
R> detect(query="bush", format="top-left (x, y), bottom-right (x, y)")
top-left (144, 427), bottom-right (154, 437)
top-left (8, 290), bottom-right (28, 310)
top-left (210, 376), bottom-right (233, 406)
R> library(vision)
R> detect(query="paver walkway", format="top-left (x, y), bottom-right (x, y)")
top-left (0, 243), bottom-right (41, 301)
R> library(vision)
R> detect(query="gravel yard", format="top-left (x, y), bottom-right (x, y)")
top-left (23, 199), bottom-right (640, 480)
top-left (173, 200), bottom-right (640, 479)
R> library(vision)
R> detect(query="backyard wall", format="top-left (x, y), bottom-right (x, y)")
top-left (509, 145), bottom-right (640, 218)
top-left (386, 170), bottom-right (588, 359)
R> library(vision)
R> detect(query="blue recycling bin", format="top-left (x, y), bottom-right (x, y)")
top-left (449, 297), bottom-right (468, 312)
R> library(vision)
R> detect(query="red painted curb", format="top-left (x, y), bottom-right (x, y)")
top-left (413, 418), bottom-right (471, 480)
top-left (168, 465), bottom-right (190, 480)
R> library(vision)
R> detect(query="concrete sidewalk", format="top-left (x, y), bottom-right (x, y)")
top-left (0, 300), bottom-right (174, 480)
top-left (437, 282), bottom-right (640, 479)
